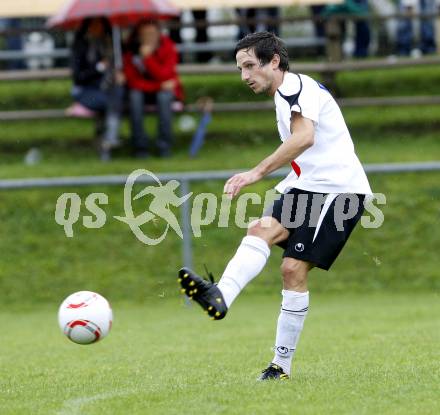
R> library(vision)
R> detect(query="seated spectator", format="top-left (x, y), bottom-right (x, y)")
top-left (68, 17), bottom-right (124, 152)
top-left (123, 20), bottom-right (183, 158)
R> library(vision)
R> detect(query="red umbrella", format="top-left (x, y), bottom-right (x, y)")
top-left (47, 0), bottom-right (180, 68)
top-left (48, 0), bottom-right (180, 29)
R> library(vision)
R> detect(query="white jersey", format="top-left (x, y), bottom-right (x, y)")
top-left (274, 72), bottom-right (372, 195)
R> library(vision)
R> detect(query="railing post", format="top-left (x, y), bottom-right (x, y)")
top-left (436, 6), bottom-right (440, 51)
top-left (324, 16), bottom-right (342, 95)
top-left (325, 16), bottom-right (343, 62)
top-left (180, 179), bottom-right (193, 269)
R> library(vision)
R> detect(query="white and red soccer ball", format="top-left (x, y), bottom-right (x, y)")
top-left (58, 291), bottom-right (112, 345)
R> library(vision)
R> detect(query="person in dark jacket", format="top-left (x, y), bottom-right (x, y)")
top-left (68, 17), bottom-right (124, 151)
top-left (397, 0), bottom-right (437, 55)
top-left (123, 20), bottom-right (183, 158)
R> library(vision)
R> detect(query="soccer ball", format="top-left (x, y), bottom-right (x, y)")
top-left (58, 291), bottom-right (113, 345)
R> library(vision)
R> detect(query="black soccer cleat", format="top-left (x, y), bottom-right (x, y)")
top-left (258, 363), bottom-right (289, 381)
top-left (178, 267), bottom-right (228, 320)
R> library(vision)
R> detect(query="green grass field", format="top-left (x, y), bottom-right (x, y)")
top-left (1, 293), bottom-right (439, 415)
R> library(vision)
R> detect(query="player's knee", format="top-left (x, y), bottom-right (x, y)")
top-left (247, 219), bottom-right (266, 238)
top-left (247, 217), bottom-right (286, 245)
top-left (280, 260), bottom-right (308, 287)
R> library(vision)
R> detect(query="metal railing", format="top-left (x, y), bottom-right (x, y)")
top-left (0, 36), bottom-right (325, 62)
top-left (1, 161), bottom-right (439, 268)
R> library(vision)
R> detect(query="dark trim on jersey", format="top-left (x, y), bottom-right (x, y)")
top-left (317, 81), bottom-right (329, 92)
top-left (277, 73), bottom-right (303, 111)
top-left (282, 306), bottom-right (309, 314)
top-left (277, 74), bottom-right (304, 177)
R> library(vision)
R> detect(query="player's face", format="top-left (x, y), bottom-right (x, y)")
top-left (236, 48), bottom-right (277, 95)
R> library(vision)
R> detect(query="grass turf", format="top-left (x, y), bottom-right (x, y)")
top-left (0, 292), bottom-right (439, 415)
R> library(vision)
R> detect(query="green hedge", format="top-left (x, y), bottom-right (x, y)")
top-left (1, 65), bottom-right (440, 110)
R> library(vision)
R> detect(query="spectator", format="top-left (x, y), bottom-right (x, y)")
top-left (192, 10), bottom-right (212, 62)
top-left (322, 0), bottom-right (371, 58)
top-left (310, 5), bottom-right (326, 39)
top-left (236, 8), bottom-right (280, 39)
top-left (2, 18), bottom-right (25, 69)
top-left (310, 5), bottom-right (327, 55)
top-left (397, 0), bottom-right (437, 55)
top-left (68, 17), bottom-right (124, 152)
top-left (352, 0), bottom-right (371, 57)
top-left (169, 10), bottom-right (212, 63)
top-left (124, 20), bottom-right (183, 158)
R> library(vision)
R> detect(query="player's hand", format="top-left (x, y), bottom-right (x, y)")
top-left (223, 170), bottom-right (262, 199)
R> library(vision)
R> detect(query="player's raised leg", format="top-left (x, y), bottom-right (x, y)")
top-left (259, 258), bottom-right (311, 380)
top-left (178, 217), bottom-right (288, 320)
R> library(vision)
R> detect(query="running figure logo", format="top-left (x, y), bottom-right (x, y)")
top-left (115, 169), bottom-right (192, 245)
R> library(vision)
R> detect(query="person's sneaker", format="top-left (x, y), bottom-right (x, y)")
top-left (258, 363), bottom-right (289, 381)
top-left (178, 267), bottom-right (228, 320)
top-left (65, 102), bottom-right (96, 118)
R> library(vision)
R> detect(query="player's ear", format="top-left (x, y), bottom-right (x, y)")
top-left (271, 53), bottom-right (281, 70)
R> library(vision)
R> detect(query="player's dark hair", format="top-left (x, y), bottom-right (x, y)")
top-left (234, 31), bottom-right (289, 72)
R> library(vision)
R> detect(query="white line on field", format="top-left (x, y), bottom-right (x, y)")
top-left (56, 389), bottom-right (135, 415)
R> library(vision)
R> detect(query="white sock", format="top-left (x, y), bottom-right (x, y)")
top-left (217, 236), bottom-right (270, 308)
top-left (272, 290), bottom-right (309, 376)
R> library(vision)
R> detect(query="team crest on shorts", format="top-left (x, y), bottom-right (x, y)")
top-left (294, 243), bottom-right (305, 252)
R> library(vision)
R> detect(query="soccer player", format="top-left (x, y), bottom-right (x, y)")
top-left (178, 32), bottom-right (372, 380)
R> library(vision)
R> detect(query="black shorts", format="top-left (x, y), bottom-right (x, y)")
top-left (264, 188), bottom-right (365, 270)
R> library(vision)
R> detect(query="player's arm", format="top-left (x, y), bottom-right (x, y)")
top-left (254, 112), bottom-right (314, 177)
top-left (224, 112), bottom-right (314, 198)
